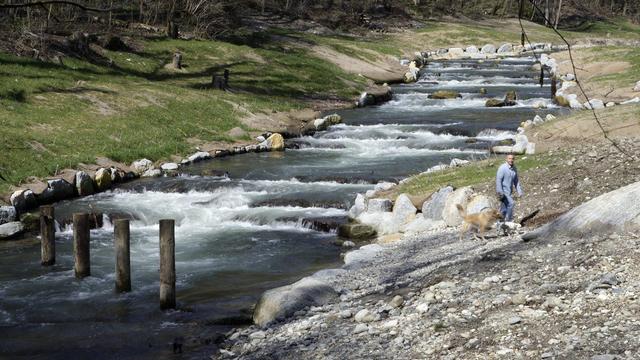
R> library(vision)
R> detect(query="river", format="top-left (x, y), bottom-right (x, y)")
top-left (0, 55), bottom-right (568, 359)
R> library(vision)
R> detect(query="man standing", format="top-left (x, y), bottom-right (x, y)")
top-left (496, 154), bottom-right (523, 222)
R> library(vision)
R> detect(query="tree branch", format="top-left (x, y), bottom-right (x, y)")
top-left (0, 1), bottom-right (113, 12)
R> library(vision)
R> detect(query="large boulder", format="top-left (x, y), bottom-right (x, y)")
top-left (260, 133), bottom-right (285, 151)
top-left (39, 179), bottom-right (75, 203)
top-left (187, 151), bottom-right (211, 163)
top-left (367, 198), bottom-right (393, 213)
top-left (314, 114), bottom-right (342, 131)
top-left (392, 194), bottom-right (417, 225)
top-left (0, 206), bottom-right (17, 225)
top-left (94, 168), bottom-right (112, 191)
top-left (422, 186), bottom-right (454, 220)
top-left (338, 222), bottom-right (377, 240)
top-left (10, 189), bottom-right (37, 213)
top-left (504, 90), bottom-right (518, 105)
top-left (481, 44), bottom-right (496, 54)
top-left (75, 171), bottom-right (95, 197)
top-left (497, 43), bottom-right (513, 53)
top-left (253, 277), bottom-right (338, 327)
top-left (466, 45), bottom-right (479, 54)
top-left (429, 90), bottom-right (461, 99)
top-left (348, 193), bottom-right (366, 218)
top-left (634, 80), bottom-right (640, 92)
top-left (443, 187), bottom-right (475, 226)
top-left (523, 181), bottom-right (640, 241)
top-left (466, 195), bottom-right (499, 215)
top-left (357, 87), bottom-right (393, 107)
top-left (404, 68), bottom-right (419, 83)
top-left (0, 221), bottom-right (24, 239)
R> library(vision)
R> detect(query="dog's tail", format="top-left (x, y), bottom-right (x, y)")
top-left (456, 204), bottom-right (466, 217)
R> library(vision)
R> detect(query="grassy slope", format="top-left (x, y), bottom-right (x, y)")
top-left (1, 18), bottom-right (638, 195)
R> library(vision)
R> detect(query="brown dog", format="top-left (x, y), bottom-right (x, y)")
top-left (456, 204), bottom-right (503, 241)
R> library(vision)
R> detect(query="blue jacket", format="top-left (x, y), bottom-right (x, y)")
top-left (496, 163), bottom-right (523, 196)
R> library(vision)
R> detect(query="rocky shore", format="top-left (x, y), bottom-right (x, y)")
top-left (215, 137), bottom-right (640, 359)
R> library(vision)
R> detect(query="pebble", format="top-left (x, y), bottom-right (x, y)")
top-left (353, 324), bottom-right (368, 334)
top-left (389, 295), bottom-right (404, 308)
top-left (508, 316), bottom-right (522, 325)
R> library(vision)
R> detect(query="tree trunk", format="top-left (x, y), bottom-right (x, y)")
top-left (545, 0), bottom-right (550, 26)
top-left (554, 0), bottom-right (563, 28)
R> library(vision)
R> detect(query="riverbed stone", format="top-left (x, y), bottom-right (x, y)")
top-left (253, 277), bottom-right (338, 327)
top-left (583, 99), bottom-right (605, 110)
top-left (314, 114), bottom-right (342, 131)
top-left (497, 43), bottom-right (513, 53)
top-left (633, 80), bottom-right (640, 92)
top-left (338, 222), bottom-right (377, 240)
top-left (481, 44), bottom-right (496, 54)
top-left (466, 195), bottom-right (499, 215)
top-left (402, 217), bottom-right (447, 234)
top-left (447, 48), bottom-right (465, 58)
top-left (0, 221), bottom-right (24, 239)
top-left (39, 178), bottom-right (75, 203)
top-left (443, 187), bottom-right (474, 226)
top-left (131, 158), bottom-right (154, 174)
top-left (10, 189), bottom-right (37, 213)
top-left (94, 168), bottom-right (112, 191)
top-left (466, 45), bottom-right (479, 54)
top-left (0, 206), bottom-right (17, 225)
top-left (422, 186), bottom-right (454, 220)
top-left (75, 171), bottom-right (95, 196)
top-left (429, 90), bottom-right (461, 99)
top-left (260, 133), bottom-right (285, 151)
top-left (187, 151), bottom-right (211, 163)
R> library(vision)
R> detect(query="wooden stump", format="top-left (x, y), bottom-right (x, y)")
top-left (73, 213), bottom-right (91, 279)
top-left (40, 205), bottom-right (55, 266)
top-left (159, 219), bottom-right (176, 310)
top-left (114, 219), bottom-right (131, 293)
top-left (172, 52), bottom-right (182, 69)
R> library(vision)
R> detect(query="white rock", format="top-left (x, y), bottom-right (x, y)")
top-left (443, 187), bottom-right (474, 226)
top-left (402, 217), bottom-right (446, 234)
top-left (545, 114), bottom-right (556, 121)
top-left (374, 182), bottom-right (396, 192)
top-left (344, 244), bottom-right (384, 267)
top-left (161, 163), bottom-right (179, 171)
top-left (348, 193), bottom-right (366, 218)
top-left (605, 102), bottom-right (615, 107)
top-left (583, 99), bottom-right (605, 110)
top-left (187, 151), bottom-right (211, 163)
top-left (448, 48), bottom-right (465, 58)
top-left (416, 303), bottom-right (429, 313)
top-left (382, 319), bottom-right (399, 328)
top-left (621, 97), bottom-right (640, 104)
top-left (256, 135), bottom-right (266, 142)
top-left (465, 45), bottom-right (479, 54)
top-left (141, 168), bottom-right (162, 178)
top-left (533, 115), bottom-right (544, 125)
top-left (0, 221), bottom-right (24, 239)
top-left (367, 198), bottom-right (393, 213)
top-left (481, 44), bottom-right (496, 54)
top-left (355, 309), bottom-right (379, 323)
top-left (249, 331), bottom-right (266, 340)
top-left (0, 206), bottom-right (17, 225)
top-left (353, 324), bottom-right (368, 334)
top-left (497, 43), bottom-right (513, 53)
top-left (131, 158), bottom-right (154, 173)
top-left (561, 73), bottom-right (575, 81)
top-left (633, 80), bottom-right (640, 92)
top-left (449, 158), bottom-right (469, 167)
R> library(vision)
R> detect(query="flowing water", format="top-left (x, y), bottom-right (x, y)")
top-left (0, 56), bottom-right (568, 359)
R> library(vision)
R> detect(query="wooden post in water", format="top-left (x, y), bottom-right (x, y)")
top-left (73, 213), bottom-right (91, 279)
top-left (551, 76), bottom-right (557, 98)
top-left (159, 219), bottom-right (176, 310)
top-left (114, 219), bottom-right (131, 293)
top-left (40, 205), bottom-right (55, 266)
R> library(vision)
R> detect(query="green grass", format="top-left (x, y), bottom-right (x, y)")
top-left (0, 36), bottom-right (368, 194)
top-left (391, 154), bottom-right (552, 198)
